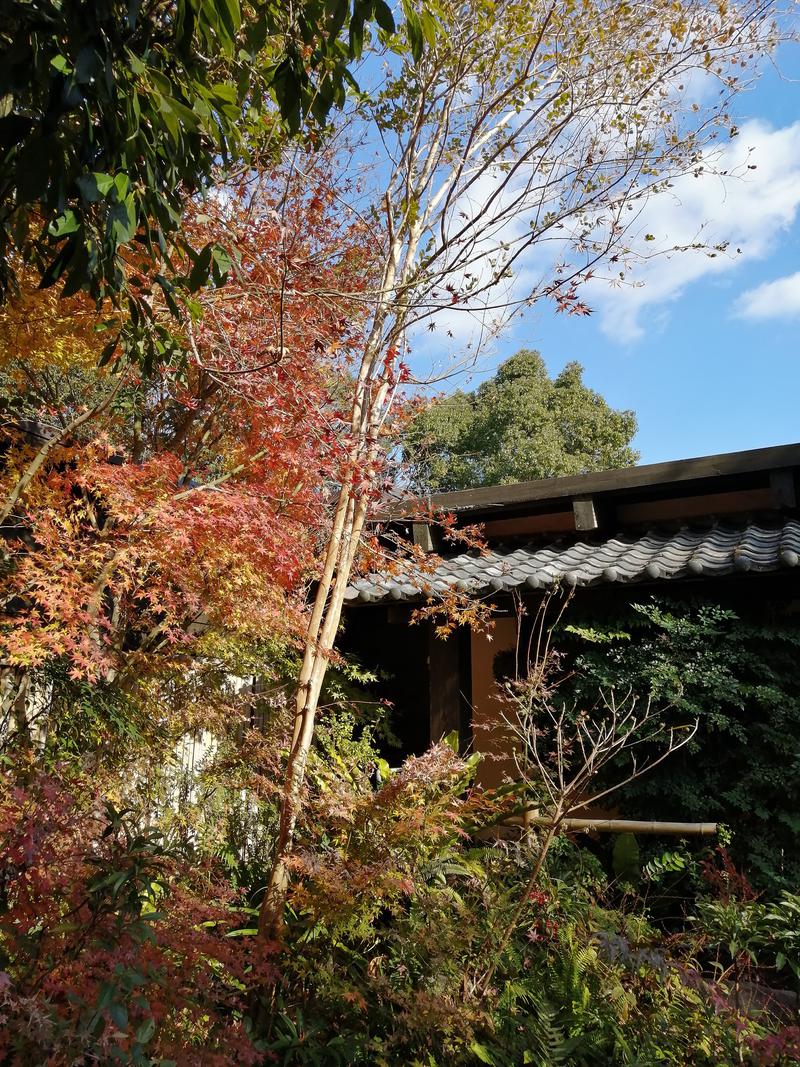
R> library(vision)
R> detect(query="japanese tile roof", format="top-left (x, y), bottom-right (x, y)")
top-left (344, 521), bottom-right (800, 604)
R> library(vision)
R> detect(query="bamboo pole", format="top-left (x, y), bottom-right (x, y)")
top-left (517, 816), bottom-right (717, 835)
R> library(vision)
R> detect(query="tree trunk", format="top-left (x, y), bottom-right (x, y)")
top-left (257, 344), bottom-right (390, 936)
top-left (258, 477), bottom-right (370, 937)
top-left (257, 129), bottom-right (418, 938)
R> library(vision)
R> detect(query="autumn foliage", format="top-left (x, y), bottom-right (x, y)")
top-left (0, 164), bottom-right (376, 682)
top-left (1, 0), bottom-right (798, 1059)
top-left (0, 764), bottom-right (275, 1064)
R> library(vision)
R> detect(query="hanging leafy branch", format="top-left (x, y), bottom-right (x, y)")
top-left (0, 0), bottom-right (394, 346)
top-left (0, 159), bottom-right (375, 687)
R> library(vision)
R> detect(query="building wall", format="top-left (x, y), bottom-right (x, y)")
top-left (470, 618), bottom-right (518, 788)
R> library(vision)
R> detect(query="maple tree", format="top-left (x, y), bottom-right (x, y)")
top-left (0, 162), bottom-right (381, 1059)
top-left (0, 160), bottom-right (375, 694)
top-left (0, 766), bottom-right (275, 1065)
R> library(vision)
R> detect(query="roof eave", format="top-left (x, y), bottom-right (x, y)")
top-left (383, 442), bottom-right (800, 520)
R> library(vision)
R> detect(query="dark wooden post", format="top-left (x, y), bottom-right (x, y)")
top-left (428, 625), bottom-right (462, 745)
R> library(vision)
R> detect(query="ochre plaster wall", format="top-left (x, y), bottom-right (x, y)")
top-left (470, 618), bottom-right (518, 789)
top-left (470, 618), bottom-right (621, 818)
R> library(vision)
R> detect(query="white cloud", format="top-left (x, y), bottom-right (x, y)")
top-left (588, 120), bottom-right (800, 342)
top-left (409, 118), bottom-right (800, 363)
top-left (734, 270), bottom-right (800, 321)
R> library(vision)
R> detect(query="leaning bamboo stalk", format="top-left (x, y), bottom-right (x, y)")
top-left (519, 816), bottom-right (717, 836)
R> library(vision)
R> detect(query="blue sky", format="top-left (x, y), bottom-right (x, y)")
top-left (456, 47), bottom-right (800, 465)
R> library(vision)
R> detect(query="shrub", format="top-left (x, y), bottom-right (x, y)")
top-left (0, 765), bottom-right (273, 1065)
top-left (258, 721), bottom-right (775, 1066)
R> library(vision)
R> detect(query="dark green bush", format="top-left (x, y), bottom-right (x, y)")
top-left (559, 599), bottom-right (800, 895)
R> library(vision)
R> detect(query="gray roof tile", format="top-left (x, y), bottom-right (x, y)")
top-left (344, 521), bottom-right (800, 604)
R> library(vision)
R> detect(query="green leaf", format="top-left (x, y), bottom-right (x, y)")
top-left (96, 980), bottom-right (115, 1012)
top-left (219, 0), bottom-right (242, 38)
top-left (50, 54), bottom-right (72, 74)
top-left (37, 241), bottom-right (74, 289)
top-left (126, 49), bottom-right (146, 76)
top-left (373, 0), bottom-right (395, 34)
top-left (420, 8), bottom-right (437, 47)
top-left (98, 334), bottom-right (120, 367)
top-left (209, 82), bottom-right (238, 104)
top-left (349, 2), bottom-right (366, 58)
top-left (155, 95), bottom-right (180, 141)
top-left (107, 193), bottom-right (137, 247)
top-left (271, 58), bottom-right (302, 133)
top-left (162, 95), bottom-right (200, 131)
top-left (210, 244), bottom-right (232, 284)
top-left (402, 0), bottom-right (424, 63)
top-left (443, 730), bottom-right (460, 753)
top-left (470, 1042), bottom-right (497, 1065)
top-left (76, 172), bottom-right (116, 203)
top-left (113, 173), bottom-right (131, 201)
top-left (187, 243), bottom-right (213, 291)
top-left (135, 1016), bottom-right (156, 1043)
top-left (327, 0), bottom-right (349, 40)
top-left (49, 210), bottom-right (80, 238)
top-left (60, 248), bottom-right (90, 297)
top-left (109, 1002), bottom-right (128, 1030)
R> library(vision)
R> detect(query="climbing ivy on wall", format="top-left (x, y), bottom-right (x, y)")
top-left (558, 599), bottom-right (800, 895)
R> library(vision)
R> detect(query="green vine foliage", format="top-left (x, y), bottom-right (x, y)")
top-left (696, 891), bottom-right (800, 993)
top-left (560, 598), bottom-right (800, 895)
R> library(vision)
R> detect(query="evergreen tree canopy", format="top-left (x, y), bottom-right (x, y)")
top-left (405, 349), bottom-right (639, 492)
